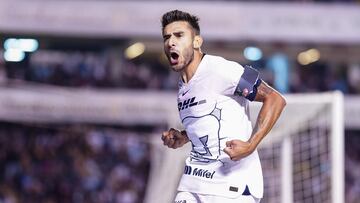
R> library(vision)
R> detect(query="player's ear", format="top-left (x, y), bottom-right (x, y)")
top-left (193, 35), bottom-right (203, 49)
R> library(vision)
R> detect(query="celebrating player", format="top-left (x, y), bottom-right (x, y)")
top-left (161, 10), bottom-right (286, 203)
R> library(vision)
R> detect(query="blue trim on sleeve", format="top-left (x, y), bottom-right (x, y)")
top-left (246, 78), bottom-right (261, 101)
top-left (234, 65), bottom-right (261, 101)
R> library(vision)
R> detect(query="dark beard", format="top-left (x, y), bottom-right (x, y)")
top-left (176, 49), bottom-right (194, 72)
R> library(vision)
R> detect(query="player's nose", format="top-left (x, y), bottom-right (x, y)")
top-left (167, 36), bottom-right (176, 47)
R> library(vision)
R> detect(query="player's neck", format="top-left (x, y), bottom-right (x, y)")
top-left (181, 51), bottom-right (204, 84)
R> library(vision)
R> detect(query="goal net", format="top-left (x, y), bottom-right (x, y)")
top-left (144, 91), bottom-right (345, 203)
top-left (0, 85), bottom-right (344, 203)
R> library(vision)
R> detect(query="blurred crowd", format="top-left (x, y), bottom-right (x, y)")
top-left (0, 123), bottom-right (151, 203)
top-left (345, 130), bottom-right (360, 203)
top-left (1, 48), bottom-right (359, 95)
top-left (1, 50), bottom-right (175, 90)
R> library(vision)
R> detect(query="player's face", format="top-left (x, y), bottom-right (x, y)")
top-left (163, 21), bottom-right (195, 72)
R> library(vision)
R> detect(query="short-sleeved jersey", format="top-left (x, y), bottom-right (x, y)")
top-left (177, 54), bottom-right (263, 199)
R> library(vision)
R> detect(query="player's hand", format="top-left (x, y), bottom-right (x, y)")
top-left (223, 140), bottom-right (254, 161)
top-left (161, 128), bottom-right (189, 149)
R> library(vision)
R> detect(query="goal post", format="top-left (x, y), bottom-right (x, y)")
top-left (145, 91), bottom-right (345, 203)
top-left (272, 91), bottom-right (344, 203)
top-left (331, 91), bottom-right (345, 203)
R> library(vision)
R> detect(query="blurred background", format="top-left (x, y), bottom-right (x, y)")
top-left (0, 0), bottom-right (359, 203)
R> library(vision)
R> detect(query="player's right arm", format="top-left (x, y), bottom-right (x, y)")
top-left (161, 128), bottom-right (189, 149)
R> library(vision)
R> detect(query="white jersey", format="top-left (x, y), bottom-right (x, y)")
top-left (177, 55), bottom-right (263, 199)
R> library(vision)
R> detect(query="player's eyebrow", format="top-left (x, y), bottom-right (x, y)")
top-left (173, 31), bottom-right (184, 36)
top-left (163, 31), bottom-right (184, 39)
top-left (163, 34), bottom-right (171, 40)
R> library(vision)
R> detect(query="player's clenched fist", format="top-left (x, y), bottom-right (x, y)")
top-left (223, 140), bottom-right (255, 161)
top-left (161, 128), bottom-right (189, 149)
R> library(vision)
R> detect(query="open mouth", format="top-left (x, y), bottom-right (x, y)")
top-left (169, 52), bottom-right (179, 65)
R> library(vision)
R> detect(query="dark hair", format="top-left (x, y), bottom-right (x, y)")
top-left (161, 10), bottom-right (200, 35)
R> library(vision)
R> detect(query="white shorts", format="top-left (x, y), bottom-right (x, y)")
top-left (174, 191), bottom-right (261, 203)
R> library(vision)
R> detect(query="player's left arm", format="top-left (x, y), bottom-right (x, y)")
top-left (250, 80), bottom-right (286, 150)
top-left (224, 80), bottom-right (286, 161)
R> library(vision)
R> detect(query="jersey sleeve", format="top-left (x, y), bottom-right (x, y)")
top-left (212, 59), bottom-right (245, 95)
top-left (211, 58), bottom-right (260, 101)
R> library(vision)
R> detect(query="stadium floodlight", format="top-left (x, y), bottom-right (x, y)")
top-left (4, 48), bottom-right (25, 62)
top-left (243, 46), bottom-right (263, 61)
top-left (18, 39), bottom-right (39, 52)
top-left (125, 42), bottom-right (145, 60)
top-left (297, 48), bottom-right (321, 66)
top-left (4, 38), bottom-right (39, 52)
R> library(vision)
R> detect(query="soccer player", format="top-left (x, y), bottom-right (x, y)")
top-left (161, 10), bottom-right (286, 203)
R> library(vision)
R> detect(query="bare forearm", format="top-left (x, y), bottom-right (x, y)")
top-left (249, 82), bottom-right (286, 149)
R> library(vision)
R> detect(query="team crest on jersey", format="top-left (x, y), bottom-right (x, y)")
top-left (178, 97), bottom-right (206, 111)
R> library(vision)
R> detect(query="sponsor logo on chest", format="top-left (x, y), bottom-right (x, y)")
top-left (178, 97), bottom-right (207, 111)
